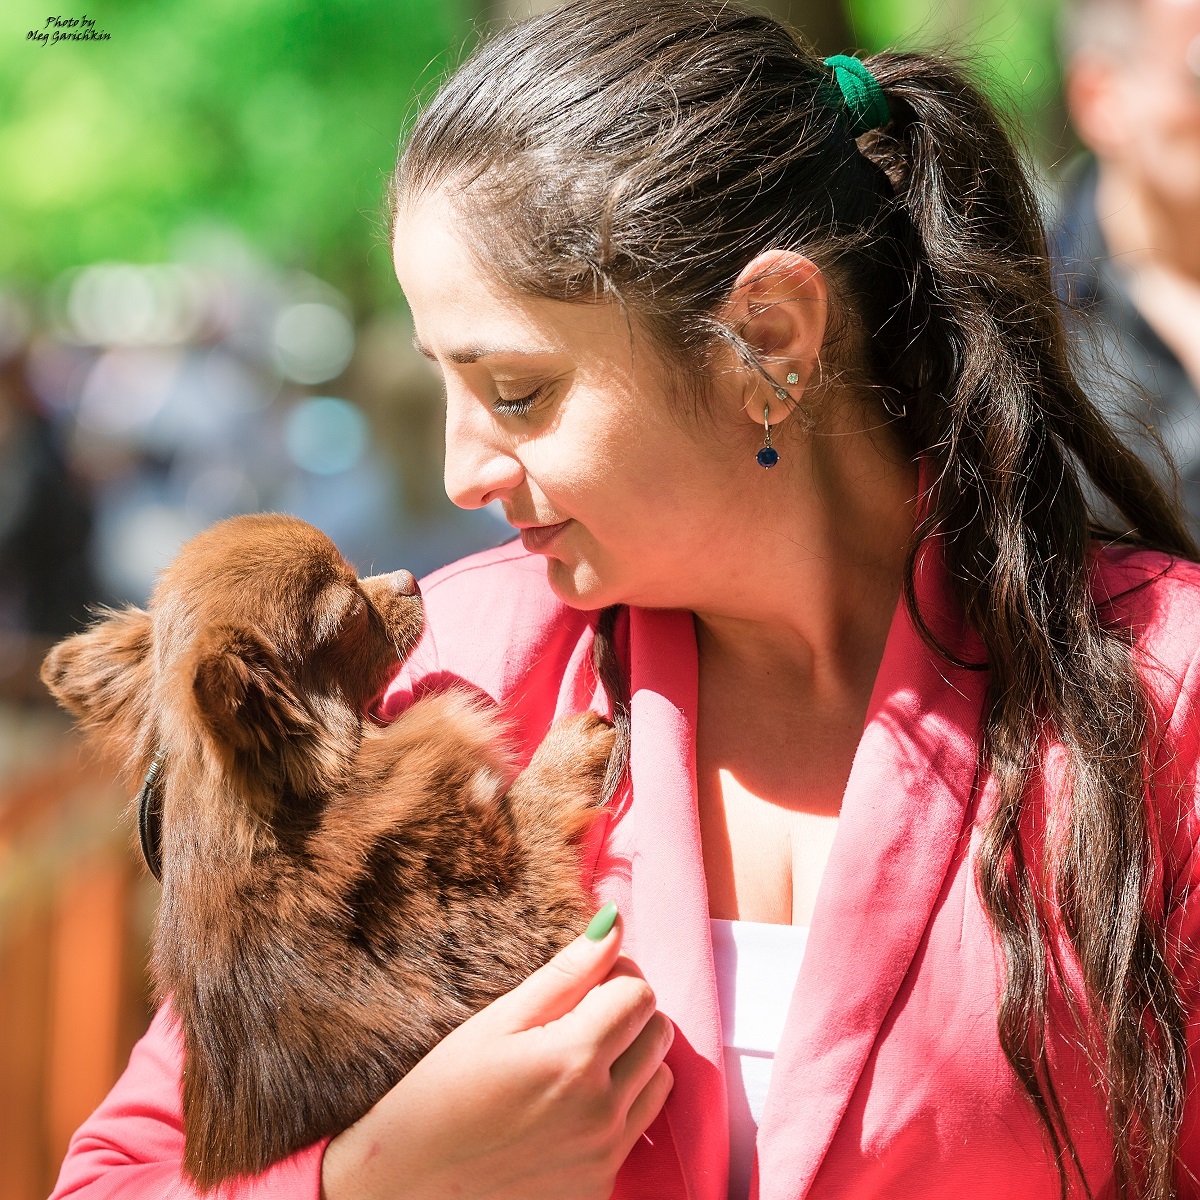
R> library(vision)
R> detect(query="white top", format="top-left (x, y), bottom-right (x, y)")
top-left (710, 918), bottom-right (809, 1200)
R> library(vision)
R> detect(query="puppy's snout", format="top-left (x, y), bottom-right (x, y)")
top-left (388, 569), bottom-right (420, 598)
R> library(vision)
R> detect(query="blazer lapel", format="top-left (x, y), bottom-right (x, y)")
top-left (754, 534), bottom-right (990, 1199)
top-left (592, 606), bottom-right (728, 1200)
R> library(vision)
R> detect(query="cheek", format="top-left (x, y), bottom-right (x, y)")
top-left (522, 407), bottom-right (658, 522)
top-left (524, 383), bottom-right (724, 577)
top-left (552, 451), bottom-right (692, 551)
top-left (1135, 78), bottom-right (1200, 174)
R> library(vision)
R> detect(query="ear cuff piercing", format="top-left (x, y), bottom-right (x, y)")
top-left (757, 372), bottom-right (799, 468)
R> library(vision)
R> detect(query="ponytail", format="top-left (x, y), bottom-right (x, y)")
top-left (859, 52), bottom-right (1195, 1198)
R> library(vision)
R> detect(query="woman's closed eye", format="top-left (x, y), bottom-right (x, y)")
top-left (493, 382), bottom-right (551, 418)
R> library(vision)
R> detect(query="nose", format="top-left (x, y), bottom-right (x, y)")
top-left (443, 390), bottom-right (525, 509)
top-left (387, 569), bottom-right (420, 597)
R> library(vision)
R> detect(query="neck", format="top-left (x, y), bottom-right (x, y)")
top-left (687, 405), bottom-right (918, 710)
top-left (1095, 162), bottom-right (1200, 281)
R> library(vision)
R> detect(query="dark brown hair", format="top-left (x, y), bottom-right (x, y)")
top-left (390, 2), bottom-right (1198, 1194)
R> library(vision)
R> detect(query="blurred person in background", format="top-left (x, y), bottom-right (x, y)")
top-left (0, 338), bottom-right (95, 688)
top-left (1053, 0), bottom-right (1200, 527)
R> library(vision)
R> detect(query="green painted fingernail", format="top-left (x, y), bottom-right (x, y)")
top-left (585, 901), bottom-right (619, 941)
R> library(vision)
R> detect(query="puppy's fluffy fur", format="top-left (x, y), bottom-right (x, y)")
top-left (41, 513), bottom-right (614, 1189)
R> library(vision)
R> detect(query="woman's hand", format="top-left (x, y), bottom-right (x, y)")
top-left (320, 905), bottom-right (675, 1200)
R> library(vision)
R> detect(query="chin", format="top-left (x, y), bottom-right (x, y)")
top-left (543, 555), bottom-right (621, 611)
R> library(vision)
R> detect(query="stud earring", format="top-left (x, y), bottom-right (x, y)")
top-left (757, 404), bottom-right (779, 468)
top-left (786, 371), bottom-right (800, 385)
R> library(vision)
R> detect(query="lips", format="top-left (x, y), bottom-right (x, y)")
top-left (519, 520), bottom-right (569, 552)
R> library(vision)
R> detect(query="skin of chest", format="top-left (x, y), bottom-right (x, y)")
top-left (694, 685), bottom-right (865, 925)
top-left (697, 768), bottom-right (840, 924)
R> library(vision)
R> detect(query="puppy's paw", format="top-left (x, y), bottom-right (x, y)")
top-left (541, 710), bottom-right (616, 792)
top-left (573, 711), bottom-right (618, 792)
top-left (511, 711), bottom-right (617, 836)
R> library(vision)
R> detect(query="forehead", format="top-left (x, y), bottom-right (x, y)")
top-left (392, 193), bottom-right (515, 318)
top-left (149, 521), bottom-right (353, 664)
top-left (164, 521), bottom-right (349, 602)
top-left (1141, 0), bottom-right (1200, 44)
top-left (390, 191), bottom-right (638, 365)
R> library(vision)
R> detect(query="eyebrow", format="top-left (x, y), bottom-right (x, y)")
top-left (410, 335), bottom-right (550, 364)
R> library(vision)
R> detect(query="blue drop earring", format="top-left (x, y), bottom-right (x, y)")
top-left (757, 405), bottom-right (779, 468)
top-left (753, 369), bottom-right (792, 468)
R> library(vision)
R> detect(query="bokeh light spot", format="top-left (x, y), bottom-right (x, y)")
top-left (284, 396), bottom-right (368, 475)
top-left (273, 302), bottom-right (354, 384)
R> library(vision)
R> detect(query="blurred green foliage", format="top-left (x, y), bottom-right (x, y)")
top-left (2, 0), bottom-right (1069, 316)
top-left (848, 0), bottom-right (1066, 149)
top-left (1, 0), bottom-right (473, 314)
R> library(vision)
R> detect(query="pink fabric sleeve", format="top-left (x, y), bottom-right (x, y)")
top-left (47, 1000), bottom-right (330, 1200)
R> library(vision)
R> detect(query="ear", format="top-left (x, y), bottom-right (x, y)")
top-left (40, 608), bottom-right (153, 750)
top-left (191, 626), bottom-right (315, 759)
top-left (720, 248), bottom-right (828, 426)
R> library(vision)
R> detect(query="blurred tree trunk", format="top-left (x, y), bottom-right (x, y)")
top-left (487, 0), bottom-right (854, 56)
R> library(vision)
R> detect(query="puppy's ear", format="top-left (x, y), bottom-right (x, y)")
top-left (191, 626), bottom-right (315, 759)
top-left (41, 608), bottom-right (153, 753)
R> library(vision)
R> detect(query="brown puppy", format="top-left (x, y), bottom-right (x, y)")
top-left (40, 513), bottom-right (615, 1190)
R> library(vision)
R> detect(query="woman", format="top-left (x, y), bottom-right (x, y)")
top-left (50, 1), bottom-right (1200, 1198)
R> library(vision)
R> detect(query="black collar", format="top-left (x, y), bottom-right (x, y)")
top-left (136, 751), bottom-right (166, 882)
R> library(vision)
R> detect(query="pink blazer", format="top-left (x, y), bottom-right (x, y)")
top-left (49, 534), bottom-right (1200, 1200)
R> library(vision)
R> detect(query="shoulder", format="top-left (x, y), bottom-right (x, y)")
top-left (1091, 543), bottom-right (1200, 703)
top-left (379, 539), bottom-right (598, 717)
top-left (417, 538), bottom-right (569, 622)
top-left (1092, 544), bottom-right (1200, 862)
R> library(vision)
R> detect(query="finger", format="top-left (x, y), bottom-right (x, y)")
top-left (479, 903), bottom-right (624, 1034)
top-left (558, 969), bottom-right (658, 1067)
top-left (610, 1011), bottom-right (674, 1105)
top-left (601, 956), bottom-right (645, 984)
top-left (617, 1062), bottom-right (674, 1159)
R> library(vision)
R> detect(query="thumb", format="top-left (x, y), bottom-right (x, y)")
top-left (480, 902), bottom-right (623, 1034)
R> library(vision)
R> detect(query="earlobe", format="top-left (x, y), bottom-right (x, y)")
top-left (739, 352), bottom-right (820, 430)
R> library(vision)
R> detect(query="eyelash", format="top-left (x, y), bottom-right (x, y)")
top-left (493, 384), bottom-right (547, 417)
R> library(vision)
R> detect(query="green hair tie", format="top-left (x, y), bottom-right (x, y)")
top-left (823, 54), bottom-right (891, 137)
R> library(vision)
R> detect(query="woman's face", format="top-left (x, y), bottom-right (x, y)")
top-left (391, 192), bottom-right (767, 613)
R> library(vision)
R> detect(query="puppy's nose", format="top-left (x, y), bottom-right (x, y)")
top-left (387, 569), bottom-right (420, 597)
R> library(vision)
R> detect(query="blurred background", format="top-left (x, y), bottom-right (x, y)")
top-left (2, 0), bottom-right (1197, 1195)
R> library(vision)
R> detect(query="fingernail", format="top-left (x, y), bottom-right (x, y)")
top-left (585, 900), bottom-right (619, 941)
